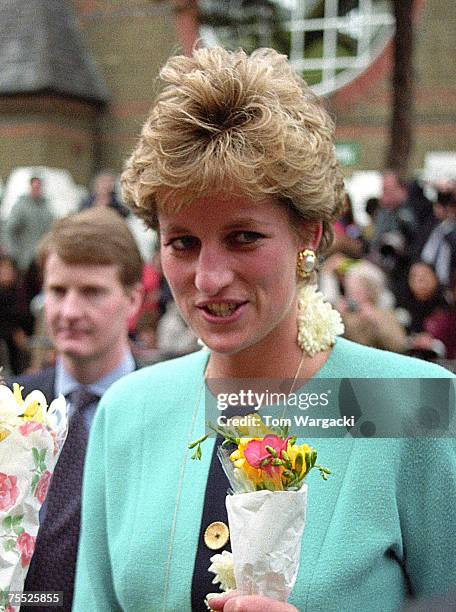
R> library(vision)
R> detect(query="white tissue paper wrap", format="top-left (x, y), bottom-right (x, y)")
top-left (0, 391), bottom-right (67, 610)
top-left (225, 485), bottom-right (308, 602)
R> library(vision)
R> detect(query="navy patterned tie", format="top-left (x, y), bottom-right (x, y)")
top-left (23, 387), bottom-right (99, 612)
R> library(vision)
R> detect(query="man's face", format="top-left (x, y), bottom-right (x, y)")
top-left (30, 178), bottom-right (42, 199)
top-left (44, 252), bottom-right (140, 367)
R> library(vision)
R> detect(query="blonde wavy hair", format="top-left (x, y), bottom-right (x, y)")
top-left (121, 46), bottom-right (345, 254)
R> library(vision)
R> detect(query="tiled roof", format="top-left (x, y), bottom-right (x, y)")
top-left (0, 0), bottom-right (109, 104)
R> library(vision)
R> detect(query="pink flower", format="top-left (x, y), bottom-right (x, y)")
top-left (16, 532), bottom-right (36, 568)
top-left (244, 435), bottom-right (289, 476)
top-left (34, 470), bottom-right (52, 505)
top-left (18, 421), bottom-right (44, 436)
top-left (0, 473), bottom-right (19, 511)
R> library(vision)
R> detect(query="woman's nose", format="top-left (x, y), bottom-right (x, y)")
top-left (194, 247), bottom-right (234, 296)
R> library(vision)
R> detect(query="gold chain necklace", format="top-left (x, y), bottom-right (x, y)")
top-left (287, 351), bottom-right (306, 397)
top-left (205, 351), bottom-right (306, 392)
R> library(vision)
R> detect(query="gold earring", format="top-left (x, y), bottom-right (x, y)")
top-left (296, 249), bottom-right (316, 279)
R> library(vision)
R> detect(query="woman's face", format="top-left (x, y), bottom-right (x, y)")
top-left (159, 193), bottom-right (313, 355)
top-left (408, 263), bottom-right (438, 301)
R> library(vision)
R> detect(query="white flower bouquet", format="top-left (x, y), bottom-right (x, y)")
top-left (0, 384), bottom-right (67, 612)
top-left (190, 415), bottom-right (330, 606)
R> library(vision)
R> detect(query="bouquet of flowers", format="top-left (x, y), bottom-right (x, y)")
top-left (0, 384), bottom-right (67, 611)
top-left (189, 414), bottom-right (330, 605)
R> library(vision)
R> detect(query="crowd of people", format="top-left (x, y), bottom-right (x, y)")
top-left (321, 171), bottom-right (456, 367)
top-left (1, 163), bottom-right (455, 380)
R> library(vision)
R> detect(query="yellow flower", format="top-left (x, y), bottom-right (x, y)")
top-left (12, 383), bottom-right (24, 405)
top-left (11, 383), bottom-right (46, 422)
top-left (23, 400), bottom-right (45, 422)
top-left (22, 390), bottom-right (48, 423)
top-left (0, 384), bottom-right (66, 444)
top-left (0, 385), bottom-right (24, 434)
top-left (286, 441), bottom-right (312, 479)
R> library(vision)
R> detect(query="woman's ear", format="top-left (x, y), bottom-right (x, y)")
top-left (297, 221), bottom-right (323, 251)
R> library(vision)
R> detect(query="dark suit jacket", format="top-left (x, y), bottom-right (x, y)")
top-left (12, 363), bottom-right (138, 611)
top-left (13, 367), bottom-right (56, 405)
top-left (13, 362), bottom-right (140, 403)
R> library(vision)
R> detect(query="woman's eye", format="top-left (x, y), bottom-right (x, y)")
top-left (167, 236), bottom-right (198, 251)
top-left (229, 231), bottom-right (264, 245)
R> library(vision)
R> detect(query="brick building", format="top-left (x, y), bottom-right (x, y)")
top-left (0, 0), bottom-right (454, 186)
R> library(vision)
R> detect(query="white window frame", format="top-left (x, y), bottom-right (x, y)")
top-left (199, 0), bottom-right (395, 96)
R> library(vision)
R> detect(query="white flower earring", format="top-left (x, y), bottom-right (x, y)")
top-left (296, 250), bottom-right (344, 357)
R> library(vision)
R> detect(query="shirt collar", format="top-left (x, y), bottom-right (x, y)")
top-left (55, 352), bottom-right (135, 398)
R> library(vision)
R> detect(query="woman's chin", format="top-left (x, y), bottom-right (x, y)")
top-left (199, 335), bottom-right (251, 356)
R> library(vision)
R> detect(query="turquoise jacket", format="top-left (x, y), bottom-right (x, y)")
top-left (73, 338), bottom-right (456, 611)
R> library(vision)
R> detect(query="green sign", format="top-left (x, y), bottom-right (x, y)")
top-left (335, 142), bottom-right (360, 167)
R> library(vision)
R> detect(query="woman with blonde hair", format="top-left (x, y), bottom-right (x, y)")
top-left (74, 47), bottom-right (456, 612)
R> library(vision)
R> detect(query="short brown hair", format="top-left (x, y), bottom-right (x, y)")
top-left (121, 46), bottom-right (345, 254)
top-left (37, 208), bottom-right (143, 288)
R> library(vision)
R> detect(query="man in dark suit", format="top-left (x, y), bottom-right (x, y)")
top-left (15, 208), bottom-right (143, 611)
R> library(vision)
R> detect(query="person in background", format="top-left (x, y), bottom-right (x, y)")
top-left (155, 298), bottom-right (199, 356)
top-left (131, 310), bottom-right (165, 366)
top-left (360, 196), bottom-right (379, 244)
top-left (406, 179), bottom-right (435, 241)
top-left (370, 171), bottom-right (416, 253)
top-left (128, 250), bottom-right (162, 335)
top-left (320, 194), bottom-right (367, 304)
top-left (14, 208), bottom-right (143, 612)
top-left (4, 176), bottom-right (55, 308)
top-left (80, 169), bottom-right (157, 261)
top-left (401, 261), bottom-right (448, 335)
top-left (411, 183), bottom-right (448, 258)
top-left (79, 169), bottom-right (129, 218)
top-left (327, 194), bottom-right (365, 259)
top-left (420, 182), bottom-right (456, 287)
top-left (337, 260), bottom-right (406, 353)
top-left (0, 255), bottom-right (30, 374)
top-left (407, 267), bottom-right (456, 362)
top-left (369, 171), bottom-right (417, 306)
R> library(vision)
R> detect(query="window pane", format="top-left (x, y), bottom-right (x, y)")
top-left (199, 0), bottom-right (394, 95)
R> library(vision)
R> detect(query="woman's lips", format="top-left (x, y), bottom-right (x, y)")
top-left (198, 301), bottom-right (247, 323)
